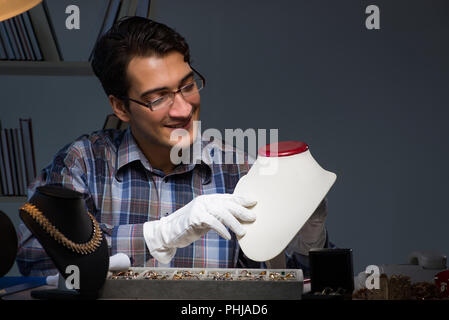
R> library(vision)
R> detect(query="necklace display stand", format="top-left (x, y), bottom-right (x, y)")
top-left (19, 185), bottom-right (109, 299)
top-left (234, 141), bottom-right (337, 262)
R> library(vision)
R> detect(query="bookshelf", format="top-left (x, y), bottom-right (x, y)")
top-left (0, 196), bottom-right (27, 203)
top-left (0, 61), bottom-right (93, 76)
top-left (0, 1), bottom-right (152, 202)
top-left (0, 0), bottom-right (152, 76)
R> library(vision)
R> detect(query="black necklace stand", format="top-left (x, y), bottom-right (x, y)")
top-left (19, 185), bottom-right (109, 300)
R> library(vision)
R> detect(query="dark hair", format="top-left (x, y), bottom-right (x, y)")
top-left (91, 16), bottom-right (191, 107)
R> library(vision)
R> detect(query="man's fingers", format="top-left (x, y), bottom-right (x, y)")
top-left (210, 207), bottom-right (247, 238)
top-left (232, 195), bottom-right (257, 207)
top-left (202, 214), bottom-right (232, 240)
top-left (225, 201), bottom-right (256, 222)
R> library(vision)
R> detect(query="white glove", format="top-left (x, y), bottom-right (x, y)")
top-left (108, 252), bottom-right (131, 271)
top-left (143, 193), bottom-right (257, 264)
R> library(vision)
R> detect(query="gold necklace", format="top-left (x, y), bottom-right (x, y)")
top-left (20, 202), bottom-right (102, 255)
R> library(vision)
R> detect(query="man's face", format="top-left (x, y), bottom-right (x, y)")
top-left (125, 51), bottom-right (200, 150)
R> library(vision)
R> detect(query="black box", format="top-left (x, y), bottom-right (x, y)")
top-left (303, 248), bottom-right (354, 300)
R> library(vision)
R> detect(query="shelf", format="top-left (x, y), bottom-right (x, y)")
top-left (0, 196), bottom-right (27, 203)
top-left (0, 61), bottom-right (94, 76)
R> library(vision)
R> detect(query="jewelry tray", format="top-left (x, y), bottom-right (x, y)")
top-left (99, 267), bottom-right (303, 300)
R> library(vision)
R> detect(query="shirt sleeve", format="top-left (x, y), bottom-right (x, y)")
top-left (100, 222), bottom-right (150, 267)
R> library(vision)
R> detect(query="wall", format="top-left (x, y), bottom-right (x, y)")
top-left (1, 0), bottom-right (448, 276)
top-left (150, 0), bottom-right (449, 274)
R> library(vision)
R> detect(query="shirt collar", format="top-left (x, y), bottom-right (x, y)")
top-left (116, 127), bottom-right (151, 173)
top-left (115, 127), bottom-right (213, 183)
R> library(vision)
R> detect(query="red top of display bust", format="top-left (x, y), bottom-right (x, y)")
top-left (258, 141), bottom-right (309, 157)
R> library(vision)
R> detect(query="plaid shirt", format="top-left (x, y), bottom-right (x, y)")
top-left (17, 128), bottom-right (330, 277)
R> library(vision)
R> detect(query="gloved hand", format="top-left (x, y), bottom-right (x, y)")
top-left (143, 193), bottom-right (257, 264)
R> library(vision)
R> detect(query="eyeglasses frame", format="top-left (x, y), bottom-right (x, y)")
top-left (118, 66), bottom-right (206, 111)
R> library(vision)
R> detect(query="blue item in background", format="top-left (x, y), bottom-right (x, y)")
top-left (0, 276), bottom-right (46, 290)
top-left (0, 277), bottom-right (47, 297)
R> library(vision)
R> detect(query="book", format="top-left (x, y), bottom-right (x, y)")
top-left (119, 121), bottom-right (129, 131)
top-left (5, 129), bottom-right (18, 195)
top-left (41, 0), bottom-right (63, 60)
top-left (19, 119), bottom-right (37, 185)
top-left (0, 130), bottom-right (12, 195)
top-left (10, 18), bottom-right (26, 60)
top-left (128, 0), bottom-right (139, 16)
top-left (22, 12), bottom-right (43, 61)
top-left (136, 0), bottom-right (151, 18)
top-left (0, 34), bottom-right (6, 60)
top-left (89, 0), bottom-right (121, 61)
top-left (13, 129), bottom-right (25, 195)
top-left (0, 121), bottom-right (4, 195)
top-left (147, 0), bottom-right (152, 18)
top-left (14, 16), bottom-right (34, 60)
top-left (103, 114), bottom-right (121, 130)
top-left (0, 153), bottom-right (3, 195)
top-left (28, 3), bottom-right (61, 61)
top-left (103, 114), bottom-right (128, 131)
top-left (99, 0), bottom-right (121, 37)
top-left (0, 22), bottom-right (15, 60)
top-left (44, 0), bottom-right (109, 61)
top-left (9, 128), bottom-right (22, 195)
top-left (19, 120), bottom-right (30, 188)
top-left (117, 0), bottom-right (131, 21)
top-left (4, 19), bottom-right (23, 60)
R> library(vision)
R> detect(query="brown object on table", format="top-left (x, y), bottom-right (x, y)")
top-left (352, 274), bottom-right (411, 300)
top-left (411, 281), bottom-right (443, 300)
top-left (388, 275), bottom-right (412, 300)
top-left (352, 274), bottom-right (389, 300)
top-left (353, 273), bottom-right (446, 300)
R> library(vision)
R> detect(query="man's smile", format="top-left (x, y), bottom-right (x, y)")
top-left (164, 116), bottom-right (193, 130)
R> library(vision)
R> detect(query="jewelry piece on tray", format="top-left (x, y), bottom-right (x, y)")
top-left (211, 271), bottom-right (233, 281)
top-left (173, 270), bottom-right (202, 280)
top-left (238, 270), bottom-right (265, 281)
top-left (143, 270), bottom-right (169, 280)
top-left (111, 270), bottom-right (139, 280)
top-left (109, 269), bottom-right (298, 281)
top-left (269, 271), bottom-right (297, 281)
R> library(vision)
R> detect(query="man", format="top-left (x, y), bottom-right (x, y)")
top-left (17, 17), bottom-right (330, 277)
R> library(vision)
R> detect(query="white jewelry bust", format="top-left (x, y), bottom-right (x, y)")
top-left (233, 141), bottom-right (337, 262)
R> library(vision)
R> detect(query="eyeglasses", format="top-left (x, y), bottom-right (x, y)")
top-left (119, 67), bottom-right (206, 112)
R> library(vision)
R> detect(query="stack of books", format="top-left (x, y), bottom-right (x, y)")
top-left (0, 2), bottom-right (59, 61)
top-left (103, 114), bottom-right (129, 131)
top-left (0, 119), bottom-right (37, 197)
top-left (0, 0), bottom-right (152, 62)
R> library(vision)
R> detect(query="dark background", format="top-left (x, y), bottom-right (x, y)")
top-left (1, 0), bottom-right (448, 275)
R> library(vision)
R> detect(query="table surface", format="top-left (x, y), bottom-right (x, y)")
top-left (2, 285), bottom-right (55, 300)
top-left (2, 283), bottom-right (312, 300)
